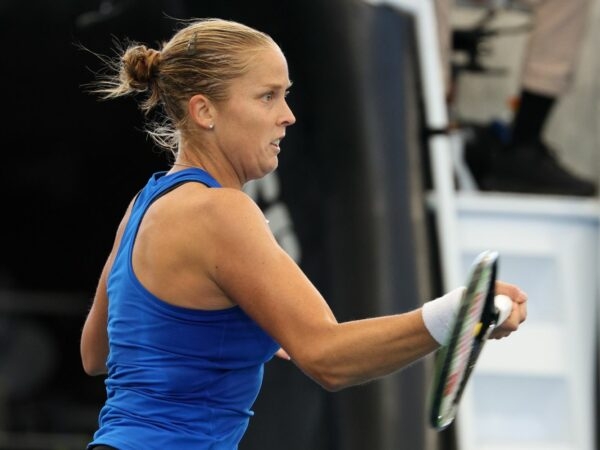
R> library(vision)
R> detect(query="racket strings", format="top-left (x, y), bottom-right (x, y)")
top-left (447, 290), bottom-right (485, 383)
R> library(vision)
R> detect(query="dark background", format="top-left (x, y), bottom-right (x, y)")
top-left (0, 1), bottom-right (442, 449)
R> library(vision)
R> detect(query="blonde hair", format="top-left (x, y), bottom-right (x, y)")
top-left (89, 18), bottom-right (278, 153)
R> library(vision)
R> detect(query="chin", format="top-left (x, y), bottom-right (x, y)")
top-left (249, 162), bottom-right (278, 182)
top-left (263, 158), bottom-right (279, 176)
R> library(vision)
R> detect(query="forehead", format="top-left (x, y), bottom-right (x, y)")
top-left (235, 46), bottom-right (291, 88)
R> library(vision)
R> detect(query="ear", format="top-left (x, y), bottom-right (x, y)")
top-left (188, 94), bottom-right (215, 130)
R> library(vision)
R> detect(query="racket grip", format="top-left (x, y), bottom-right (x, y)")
top-left (494, 295), bottom-right (512, 325)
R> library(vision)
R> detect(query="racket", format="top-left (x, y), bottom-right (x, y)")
top-left (428, 250), bottom-right (512, 431)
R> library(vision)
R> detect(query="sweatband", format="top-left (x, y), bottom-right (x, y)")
top-left (422, 286), bottom-right (466, 345)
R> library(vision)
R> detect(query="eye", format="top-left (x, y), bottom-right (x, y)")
top-left (262, 92), bottom-right (274, 102)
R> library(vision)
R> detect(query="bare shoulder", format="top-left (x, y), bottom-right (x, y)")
top-left (181, 184), bottom-right (265, 220)
top-left (202, 187), bottom-right (274, 243)
top-left (179, 185), bottom-right (281, 292)
top-left (135, 183), bottom-right (276, 309)
top-left (203, 187), bottom-right (265, 218)
top-left (169, 184), bottom-right (274, 246)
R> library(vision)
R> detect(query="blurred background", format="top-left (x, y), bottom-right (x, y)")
top-left (0, 0), bottom-right (598, 449)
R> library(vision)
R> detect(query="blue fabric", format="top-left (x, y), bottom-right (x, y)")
top-left (89, 169), bottom-right (279, 450)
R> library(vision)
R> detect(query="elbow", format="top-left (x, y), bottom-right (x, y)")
top-left (82, 357), bottom-right (107, 377)
top-left (82, 360), bottom-right (107, 377)
top-left (288, 326), bottom-right (360, 392)
top-left (82, 365), bottom-right (98, 376)
top-left (318, 377), bottom-right (347, 393)
top-left (305, 365), bottom-right (352, 392)
top-left (294, 351), bottom-right (353, 392)
top-left (80, 347), bottom-right (108, 376)
top-left (80, 329), bottom-right (109, 376)
top-left (308, 359), bottom-right (347, 391)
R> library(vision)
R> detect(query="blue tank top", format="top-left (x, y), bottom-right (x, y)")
top-left (89, 169), bottom-right (279, 450)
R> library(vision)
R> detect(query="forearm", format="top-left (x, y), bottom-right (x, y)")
top-left (295, 309), bottom-right (438, 391)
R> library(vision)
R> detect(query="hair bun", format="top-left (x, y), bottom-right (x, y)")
top-left (122, 45), bottom-right (161, 90)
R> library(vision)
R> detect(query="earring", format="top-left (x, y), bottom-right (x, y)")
top-left (209, 123), bottom-right (214, 130)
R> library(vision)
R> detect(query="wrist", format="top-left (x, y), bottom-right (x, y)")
top-left (421, 286), bottom-right (465, 345)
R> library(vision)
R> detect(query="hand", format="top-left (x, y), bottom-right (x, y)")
top-left (490, 280), bottom-right (527, 339)
top-left (274, 347), bottom-right (291, 360)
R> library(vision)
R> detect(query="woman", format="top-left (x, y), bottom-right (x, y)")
top-left (80, 18), bottom-right (527, 449)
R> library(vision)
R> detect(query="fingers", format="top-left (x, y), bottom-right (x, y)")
top-left (491, 311), bottom-right (519, 339)
top-left (504, 307), bottom-right (522, 331)
top-left (491, 311), bottom-right (518, 339)
top-left (490, 280), bottom-right (528, 339)
top-left (274, 347), bottom-right (291, 360)
top-left (516, 299), bottom-right (527, 324)
top-left (495, 280), bottom-right (528, 305)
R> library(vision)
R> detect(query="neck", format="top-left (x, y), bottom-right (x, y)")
top-left (172, 147), bottom-right (243, 190)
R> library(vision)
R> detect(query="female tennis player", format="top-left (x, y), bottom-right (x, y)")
top-left (80, 18), bottom-right (527, 450)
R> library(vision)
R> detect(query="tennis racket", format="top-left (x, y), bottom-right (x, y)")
top-left (428, 250), bottom-right (512, 431)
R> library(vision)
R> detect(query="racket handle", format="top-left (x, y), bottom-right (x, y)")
top-left (494, 294), bottom-right (512, 325)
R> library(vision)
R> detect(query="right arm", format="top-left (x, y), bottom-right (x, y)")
top-left (203, 191), bottom-right (526, 391)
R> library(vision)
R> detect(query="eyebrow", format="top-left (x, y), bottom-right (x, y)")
top-left (262, 81), bottom-right (294, 90)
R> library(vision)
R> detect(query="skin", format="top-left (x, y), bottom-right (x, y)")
top-left (80, 45), bottom-right (527, 390)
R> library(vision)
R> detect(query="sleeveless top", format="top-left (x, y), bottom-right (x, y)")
top-left (89, 169), bottom-right (279, 450)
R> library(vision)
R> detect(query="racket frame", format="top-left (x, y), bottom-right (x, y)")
top-left (429, 250), bottom-right (501, 431)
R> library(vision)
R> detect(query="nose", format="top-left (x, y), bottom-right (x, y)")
top-left (279, 100), bottom-right (296, 127)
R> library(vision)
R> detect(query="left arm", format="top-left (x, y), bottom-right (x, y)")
top-left (80, 200), bottom-right (133, 376)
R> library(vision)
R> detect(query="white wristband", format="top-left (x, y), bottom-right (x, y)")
top-left (422, 286), bottom-right (465, 345)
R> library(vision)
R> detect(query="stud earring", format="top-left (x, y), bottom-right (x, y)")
top-left (209, 123), bottom-right (214, 130)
